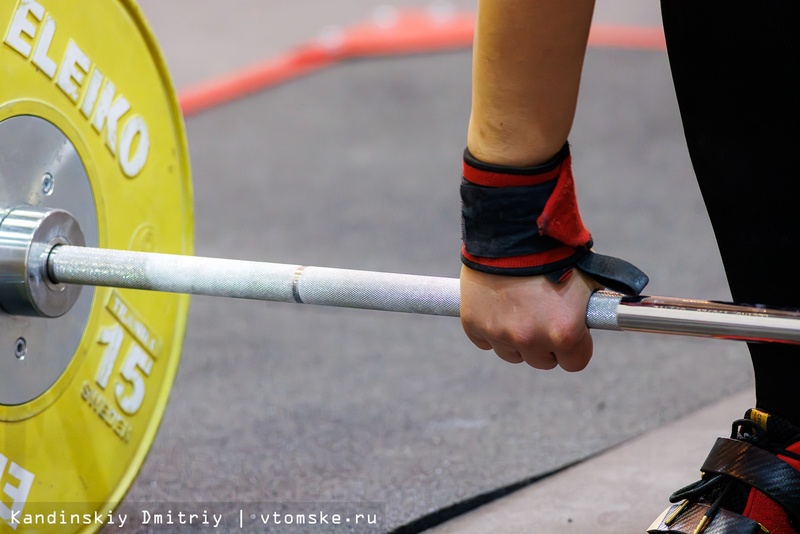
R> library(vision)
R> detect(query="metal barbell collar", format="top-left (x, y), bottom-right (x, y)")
top-left (0, 207), bottom-right (85, 317)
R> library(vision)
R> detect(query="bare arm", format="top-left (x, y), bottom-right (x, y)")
top-left (460, 0), bottom-right (599, 371)
top-left (468, 0), bottom-right (595, 166)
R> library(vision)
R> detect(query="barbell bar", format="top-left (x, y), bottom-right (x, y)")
top-left (6, 205), bottom-right (800, 344)
top-left (0, 209), bottom-right (800, 343)
top-left (37, 230), bottom-right (800, 346)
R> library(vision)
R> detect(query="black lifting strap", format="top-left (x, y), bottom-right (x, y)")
top-left (701, 438), bottom-right (800, 521)
top-left (574, 251), bottom-right (650, 296)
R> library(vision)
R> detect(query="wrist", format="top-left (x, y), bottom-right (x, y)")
top-left (460, 142), bottom-right (592, 277)
top-left (459, 143), bottom-right (649, 295)
top-left (467, 118), bottom-right (571, 167)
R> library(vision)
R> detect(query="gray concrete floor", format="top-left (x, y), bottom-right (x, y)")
top-left (424, 391), bottom-right (756, 533)
top-left (123, 3), bottom-right (755, 532)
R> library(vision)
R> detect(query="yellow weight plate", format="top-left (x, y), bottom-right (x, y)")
top-left (0, 0), bottom-right (192, 531)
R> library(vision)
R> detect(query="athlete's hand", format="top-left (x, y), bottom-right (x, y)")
top-left (460, 265), bottom-right (601, 372)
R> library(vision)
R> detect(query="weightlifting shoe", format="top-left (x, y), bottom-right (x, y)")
top-left (648, 409), bottom-right (800, 534)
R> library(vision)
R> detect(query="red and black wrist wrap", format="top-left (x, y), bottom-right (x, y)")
top-left (460, 143), bottom-right (648, 295)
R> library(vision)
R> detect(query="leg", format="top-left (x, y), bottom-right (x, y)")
top-left (647, 4), bottom-right (800, 531)
top-left (661, 0), bottom-right (800, 425)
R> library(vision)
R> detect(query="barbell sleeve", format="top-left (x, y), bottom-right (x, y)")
top-left (48, 245), bottom-right (800, 344)
top-left (585, 291), bottom-right (800, 343)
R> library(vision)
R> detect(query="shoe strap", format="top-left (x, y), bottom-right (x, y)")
top-left (648, 502), bottom-right (764, 533)
top-left (702, 437), bottom-right (800, 520)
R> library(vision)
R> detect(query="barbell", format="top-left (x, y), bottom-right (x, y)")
top-left (0, 0), bottom-right (798, 532)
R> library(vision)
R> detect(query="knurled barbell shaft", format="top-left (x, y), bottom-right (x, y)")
top-left (48, 245), bottom-right (462, 316)
top-left (47, 244), bottom-right (800, 344)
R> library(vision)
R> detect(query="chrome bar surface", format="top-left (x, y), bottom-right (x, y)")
top-left (612, 293), bottom-right (800, 344)
top-left (47, 245), bottom-right (800, 344)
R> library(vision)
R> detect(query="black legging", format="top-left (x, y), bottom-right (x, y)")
top-left (661, 1), bottom-right (800, 424)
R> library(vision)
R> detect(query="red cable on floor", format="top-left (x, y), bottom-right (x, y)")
top-left (177, 9), bottom-right (665, 117)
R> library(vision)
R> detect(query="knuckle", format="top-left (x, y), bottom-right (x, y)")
top-left (547, 318), bottom-right (586, 351)
top-left (502, 325), bottom-right (537, 350)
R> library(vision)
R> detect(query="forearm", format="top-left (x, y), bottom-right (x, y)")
top-left (467, 0), bottom-right (595, 166)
